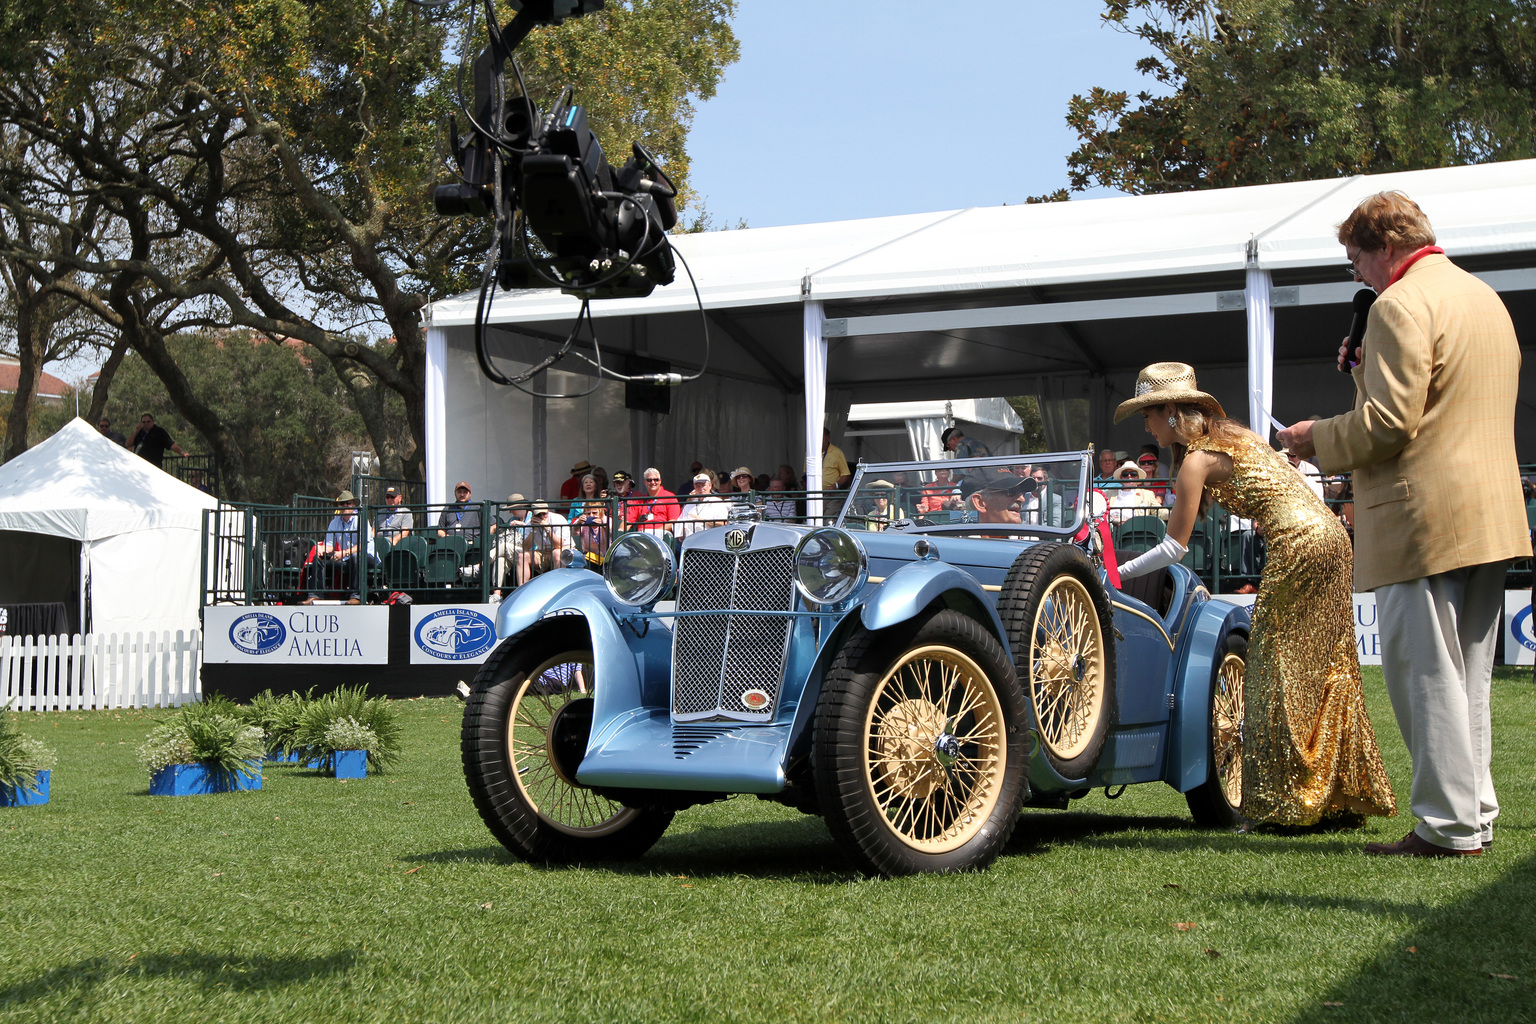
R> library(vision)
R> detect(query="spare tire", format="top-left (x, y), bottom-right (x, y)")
top-left (997, 542), bottom-right (1116, 780)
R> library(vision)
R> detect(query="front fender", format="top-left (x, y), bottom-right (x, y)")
top-left (860, 560), bottom-right (1007, 645)
top-left (1167, 598), bottom-right (1251, 792)
top-left (495, 568), bottom-right (607, 640)
top-left (501, 583), bottom-right (664, 756)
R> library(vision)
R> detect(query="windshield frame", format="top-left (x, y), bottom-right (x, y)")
top-left (836, 451), bottom-right (1093, 538)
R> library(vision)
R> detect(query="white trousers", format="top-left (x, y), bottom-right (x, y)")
top-left (1375, 561), bottom-right (1504, 850)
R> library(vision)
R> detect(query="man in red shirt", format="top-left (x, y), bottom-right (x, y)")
top-left (559, 460), bottom-right (592, 502)
top-left (625, 468), bottom-right (681, 530)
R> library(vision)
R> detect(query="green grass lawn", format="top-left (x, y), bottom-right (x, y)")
top-left (2, 667), bottom-right (1532, 1024)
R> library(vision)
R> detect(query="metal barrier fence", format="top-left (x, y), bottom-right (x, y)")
top-left (200, 491), bottom-right (849, 606)
top-left (165, 455), bottom-right (221, 497)
top-left (200, 472), bottom-right (1536, 607)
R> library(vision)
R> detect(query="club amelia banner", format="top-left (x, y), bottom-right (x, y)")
top-left (204, 606), bottom-right (389, 664)
top-left (409, 605), bottom-right (501, 665)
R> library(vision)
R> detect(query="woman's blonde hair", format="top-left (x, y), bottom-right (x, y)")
top-left (1166, 403), bottom-right (1259, 514)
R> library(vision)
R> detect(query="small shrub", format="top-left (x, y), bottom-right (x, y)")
top-left (323, 717), bottom-right (379, 754)
top-left (0, 703), bottom-right (58, 791)
top-left (241, 689), bottom-right (308, 755)
top-left (293, 686), bottom-right (401, 772)
top-left (138, 702), bottom-right (265, 784)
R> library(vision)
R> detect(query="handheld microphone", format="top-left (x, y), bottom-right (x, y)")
top-left (1342, 289), bottom-right (1375, 371)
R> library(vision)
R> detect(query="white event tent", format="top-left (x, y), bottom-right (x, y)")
top-left (0, 419), bottom-right (218, 638)
top-left (425, 159), bottom-right (1536, 504)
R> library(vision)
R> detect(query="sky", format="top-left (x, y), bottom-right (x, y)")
top-left (685, 1), bottom-right (1165, 229)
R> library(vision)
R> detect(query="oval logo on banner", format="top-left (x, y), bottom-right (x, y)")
top-left (229, 612), bottom-right (286, 656)
top-left (414, 608), bottom-right (497, 661)
top-left (1513, 605), bottom-right (1536, 652)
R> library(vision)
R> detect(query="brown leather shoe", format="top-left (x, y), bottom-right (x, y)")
top-left (1364, 831), bottom-right (1481, 858)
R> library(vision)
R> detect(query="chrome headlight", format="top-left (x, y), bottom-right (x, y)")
top-left (604, 532), bottom-right (675, 607)
top-left (793, 528), bottom-right (867, 606)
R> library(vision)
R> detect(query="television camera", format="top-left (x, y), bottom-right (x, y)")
top-left (435, 0), bottom-right (679, 301)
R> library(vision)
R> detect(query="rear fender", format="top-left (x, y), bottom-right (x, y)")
top-left (1167, 599), bottom-right (1251, 792)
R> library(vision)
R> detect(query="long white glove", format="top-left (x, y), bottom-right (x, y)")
top-left (1118, 535), bottom-right (1188, 579)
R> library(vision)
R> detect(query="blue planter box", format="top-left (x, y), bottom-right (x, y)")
top-left (149, 761), bottom-right (262, 796)
top-left (0, 770), bottom-right (50, 807)
top-left (265, 749), bottom-right (299, 764)
top-left (334, 750), bottom-right (367, 780)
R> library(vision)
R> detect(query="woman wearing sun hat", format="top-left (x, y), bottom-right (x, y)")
top-left (1115, 362), bottom-right (1395, 829)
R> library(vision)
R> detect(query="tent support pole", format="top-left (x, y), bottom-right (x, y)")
top-left (803, 299), bottom-right (826, 522)
top-left (1244, 241), bottom-right (1276, 441)
top-left (425, 326), bottom-right (449, 507)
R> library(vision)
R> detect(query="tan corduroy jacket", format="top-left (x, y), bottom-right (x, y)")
top-left (1313, 253), bottom-right (1531, 591)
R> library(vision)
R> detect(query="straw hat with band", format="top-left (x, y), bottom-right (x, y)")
top-left (1114, 362), bottom-right (1225, 423)
top-left (1114, 461), bottom-right (1147, 481)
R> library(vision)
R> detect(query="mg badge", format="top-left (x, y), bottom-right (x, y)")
top-left (741, 688), bottom-right (771, 710)
top-left (724, 527), bottom-right (750, 550)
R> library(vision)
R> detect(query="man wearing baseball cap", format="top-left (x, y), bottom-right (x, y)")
top-left (959, 468), bottom-right (1035, 526)
top-left (941, 426), bottom-right (991, 460)
top-left (437, 481), bottom-right (482, 543)
top-left (375, 486), bottom-right (413, 544)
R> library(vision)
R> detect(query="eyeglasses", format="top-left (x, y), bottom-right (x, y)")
top-left (1344, 248), bottom-right (1369, 279)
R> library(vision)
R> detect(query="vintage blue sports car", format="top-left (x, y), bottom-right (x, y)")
top-left (461, 451), bottom-right (1250, 876)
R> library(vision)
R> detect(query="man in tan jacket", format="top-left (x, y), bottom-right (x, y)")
top-left (1281, 191), bottom-right (1530, 857)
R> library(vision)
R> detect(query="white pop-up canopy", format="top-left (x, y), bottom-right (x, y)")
top-left (0, 419), bottom-right (218, 638)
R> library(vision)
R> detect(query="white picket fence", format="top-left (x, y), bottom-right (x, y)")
top-left (0, 631), bottom-right (203, 711)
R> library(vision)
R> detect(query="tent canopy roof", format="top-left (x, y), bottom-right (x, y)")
top-left (0, 419), bottom-right (218, 541)
top-left (430, 158), bottom-right (1536, 328)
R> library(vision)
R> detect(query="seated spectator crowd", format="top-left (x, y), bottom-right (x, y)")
top-left (279, 438), bottom-right (1367, 605)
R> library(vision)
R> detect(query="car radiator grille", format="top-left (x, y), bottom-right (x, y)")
top-left (672, 546), bottom-right (796, 719)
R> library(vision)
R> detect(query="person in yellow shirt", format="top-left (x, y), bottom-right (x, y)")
top-left (821, 427), bottom-right (851, 488)
top-left (820, 427), bottom-right (852, 523)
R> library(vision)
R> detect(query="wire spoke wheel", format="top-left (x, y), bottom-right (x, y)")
top-left (507, 652), bottom-right (639, 837)
top-left (998, 543), bottom-right (1117, 779)
top-left (1030, 575), bottom-right (1107, 762)
top-left (1186, 631), bottom-right (1248, 828)
top-left (1212, 651), bottom-right (1245, 807)
top-left (815, 609), bottom-right (1029, 876)
top-left (863, 644), bottom-right (1006, 854)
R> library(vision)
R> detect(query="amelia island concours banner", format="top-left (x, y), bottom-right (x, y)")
top-left (409, 605), bottom-right (500, 666)
top-left (1505, 591), bottom-right (1535, 666)
top-left (204, 606), bottom-right (389, 664)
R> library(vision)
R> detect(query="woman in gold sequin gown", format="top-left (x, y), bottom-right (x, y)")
top-left (1115, 362), bottom-right (1395, 826)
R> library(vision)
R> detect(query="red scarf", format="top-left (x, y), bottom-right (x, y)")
top-left (1386, 245), bottom-right (1444, 289)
